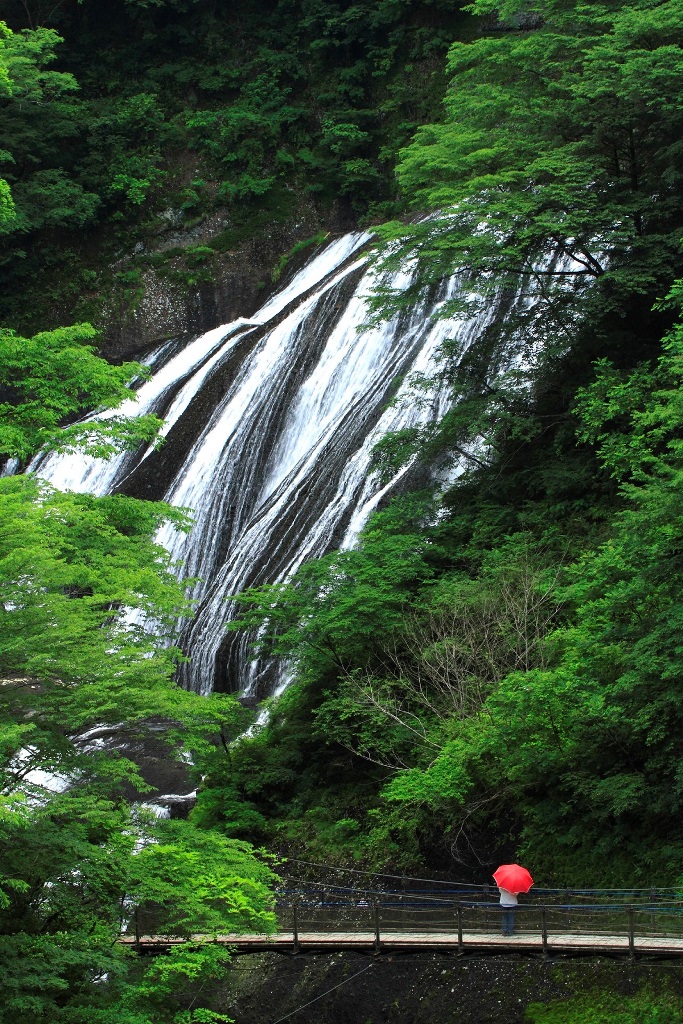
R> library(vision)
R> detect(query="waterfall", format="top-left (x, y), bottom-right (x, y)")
top-left (33, 232), bottom-right (519, 697)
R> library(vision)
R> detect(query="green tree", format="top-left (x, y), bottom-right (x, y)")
top-left (229, 495), bottom-right (439, 679)
top-left (0, 471), bottom-right (277, 1018)
top-left (374, 285), bottom-right (683, 883)
top-left (0, 23), bottom-right (15, 227)
top-left (0, 322), bottom-right (163, 461)
top-left (0, 323), bottom-right (277, 1018)
top-left (0, 21), bottom-right (98, 237)
top-left (372, 0), bottom-right (683, 455)
top-left (0, 800), bottom-right (275, 1024)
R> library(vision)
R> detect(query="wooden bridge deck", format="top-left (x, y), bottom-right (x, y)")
top-left (125, 889), bottom-right (683, 958)
top-left (120, 929), bottom-right (683, 957)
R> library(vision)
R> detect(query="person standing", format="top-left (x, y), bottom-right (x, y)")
top-left (498, 885), bottom-right (518, 936)
top-left (492, 863), bottom-right (533, 937)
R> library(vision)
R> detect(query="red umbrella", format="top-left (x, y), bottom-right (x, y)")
top-left (493, 863), bottom-right (534, 895)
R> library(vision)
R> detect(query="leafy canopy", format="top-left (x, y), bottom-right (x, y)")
top-left (0, 20), bottom-right (98, 238)
top-left (0, 317), bottom-right (276, 1018)
top-left (0, 323), bottom-right (163, 461)
top-left (350, 286), bottom-right (683, 883)
top-left (373, 0), bottom-right (683, 373)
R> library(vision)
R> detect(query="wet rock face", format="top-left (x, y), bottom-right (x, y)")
top-left (77, 719), bottom-right (196, 817)
top-left (212, 952), bottom-right (683, 1024)
top-left (102, 264), bottom-right (264, 363)
top-left (99, 209), bottom-right (329, 363)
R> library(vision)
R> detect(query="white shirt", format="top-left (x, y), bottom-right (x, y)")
top-left (498, 887), bottom-right (518, 907)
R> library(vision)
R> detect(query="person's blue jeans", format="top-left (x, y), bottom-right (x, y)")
top-left (501, 907), bottom-right (516, 935)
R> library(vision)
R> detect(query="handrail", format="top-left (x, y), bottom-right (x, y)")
top-left (265, 896), bottom-right (683, 953)
top-left (124, 892), bottom-right (683, 960)
top-left (124, 896), bottom-right (683, 958)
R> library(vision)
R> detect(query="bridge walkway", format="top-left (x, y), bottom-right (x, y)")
top-left (121, 928), bottom-right (683, 957)
top-left (124, 887), bottom-right (683, 958)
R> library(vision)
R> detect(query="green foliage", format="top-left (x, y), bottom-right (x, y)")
top-left (370, 0), bottom-right (683, 456)
top-left (130, 820), bottom-right (276, 937)
top-left (0, 21), bottom-right (11, 95)
top-left (146, 245), bottom-right (217, 290)
top-left (0, 178), bottom-right (14, 226)
top-left (0, 0), bottom-right (465, 329)
top-left (525, 989), bottom-right (683, 1024)
top-left (85, 92), bottom-right (170, 209)
top-left (0, 302), bottom-right (277, 1018)
top-left (0, 22), bottom-right (98, 242)
top-left (0, 467), bottom-right (277, 1021)
top-left (0, 475), bottom-right (188, 699)
top-left (0, 323), bottom-right (163, 460)
top-left (0, 470), bottom-right (255, 778)
top-left (377, 289), bottom-right (683, 883)
top-left (0, 799), bottom-right (274, 1023)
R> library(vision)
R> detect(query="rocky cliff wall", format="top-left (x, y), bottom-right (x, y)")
top-left (203, 952), bottom-right (683, 1024)
top-left (99, 201), bottom-right (348, 363)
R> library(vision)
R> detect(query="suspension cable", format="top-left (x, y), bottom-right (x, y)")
top-left (282, 858), bottom-right (681, 896)
top-left (269, 961), bottom-right (375, 1024)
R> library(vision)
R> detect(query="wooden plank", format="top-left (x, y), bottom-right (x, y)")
top-left (119, 930), bottom-right (683, 956)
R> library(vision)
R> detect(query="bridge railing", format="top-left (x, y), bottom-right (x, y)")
top-left (123, 890), bottom-right (683, 950)
top-left (274, 896), bottom-right (683, 945)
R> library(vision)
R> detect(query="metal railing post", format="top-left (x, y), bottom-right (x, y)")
top-left (292, 900), bottom-right (300, 953)
top-left (457, 903), bottom-right (463, 953)
top-left (628, 907), bottom-right (635, 958)
top-left (373, 901), bottom-right (382, 953)
top-left (541, 907), bottom-right (549, 956)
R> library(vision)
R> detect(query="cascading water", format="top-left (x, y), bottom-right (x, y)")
top-left (33, 232), bottom-right (523, 698)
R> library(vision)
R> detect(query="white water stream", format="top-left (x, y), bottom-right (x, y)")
top-left (33, 232), bottom-right (515, 696)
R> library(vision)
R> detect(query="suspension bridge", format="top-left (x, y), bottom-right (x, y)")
top-left (121, 867), bottom-right (683, 958)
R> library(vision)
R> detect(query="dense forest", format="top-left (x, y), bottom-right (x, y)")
top-left (2, 0), bottom-right (683, 1021)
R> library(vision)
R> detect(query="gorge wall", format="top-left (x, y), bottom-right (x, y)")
top-left (197, 951), bottom-right (683, 1024)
